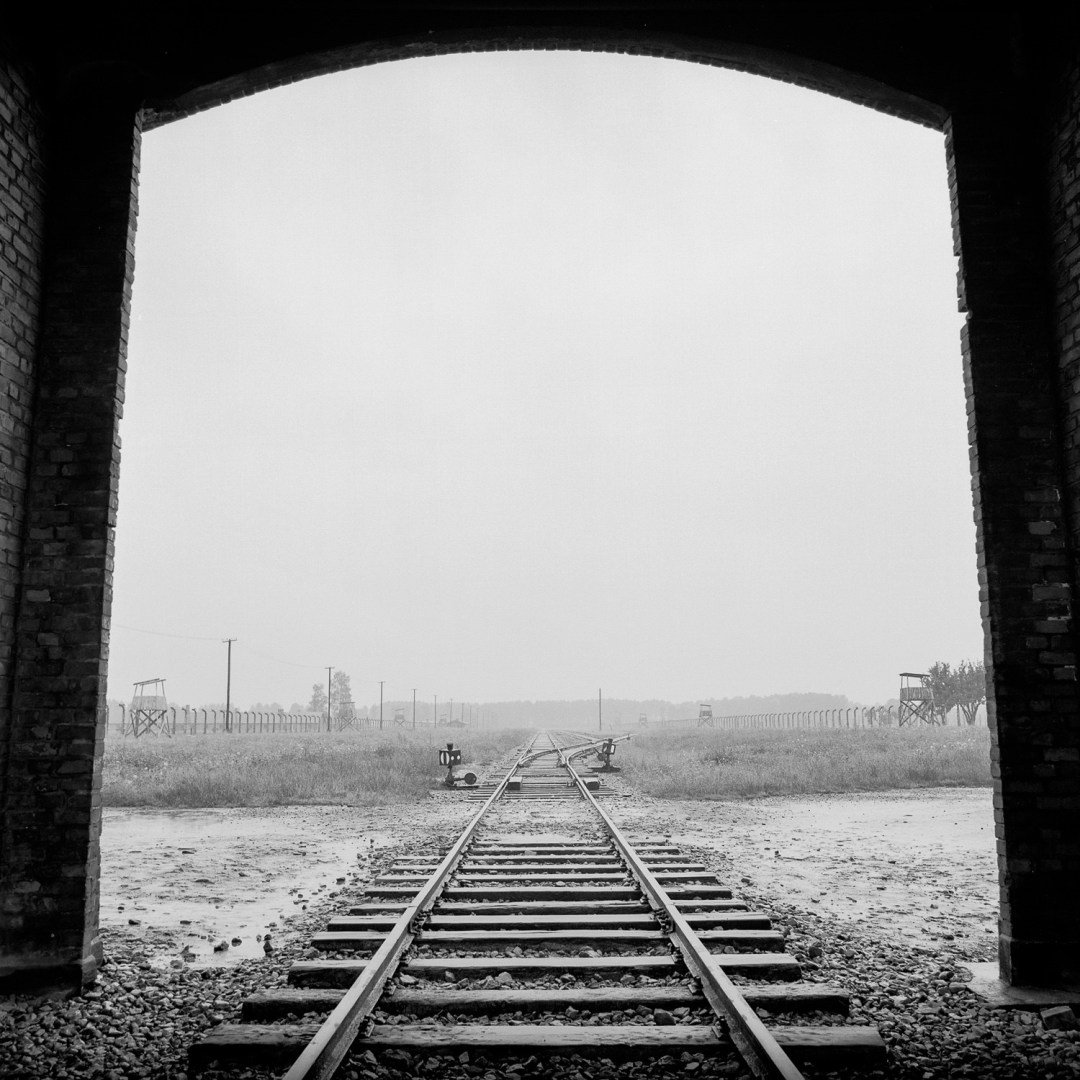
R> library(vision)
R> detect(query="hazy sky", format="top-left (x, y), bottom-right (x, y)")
top-left (109, 50), bottom-right (978, 711)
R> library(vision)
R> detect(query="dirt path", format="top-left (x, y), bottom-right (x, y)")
top-left (99, 798), bottom-right (477, 965)
top-left (100, 786), bottom-right (997, 968)
top-left (609, 786), bottom-right (998, 959)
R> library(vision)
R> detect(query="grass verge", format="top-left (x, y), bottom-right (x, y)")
top-left (618, 725), bottom-right (992, 799)
top-left (101, 727), bottom-right (533, 807)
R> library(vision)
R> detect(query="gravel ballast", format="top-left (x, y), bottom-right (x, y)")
top-left (4, 785), bottom-right (1080, 1079)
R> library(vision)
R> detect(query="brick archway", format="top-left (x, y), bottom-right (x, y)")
top-left (2, 6), bottom-right (1079, 992)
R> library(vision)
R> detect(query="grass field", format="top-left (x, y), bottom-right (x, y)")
top-left (102, 724), bottom-right (993, 807)
top-left (101, 727), bottom-right (532, 807)
top-left (616, 725), bottom-right (992, 799)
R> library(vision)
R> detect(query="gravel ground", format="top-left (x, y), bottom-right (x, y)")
top-left (3, 779), bottom-right (1080, 1080)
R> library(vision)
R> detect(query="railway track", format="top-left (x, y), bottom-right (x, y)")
top-left (190, 730), bottom-right (886, 1080)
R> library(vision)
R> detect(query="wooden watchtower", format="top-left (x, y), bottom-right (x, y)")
top-left (335, 699), bottom-right (357, 731)
top-left (897, 672), bottom-right (937, 725)
top-left (697, 703), bottom-right (714, 727)
top-left (126, 678), bottom-right (170, 736)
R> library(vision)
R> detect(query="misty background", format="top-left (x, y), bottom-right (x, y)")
top-left (108, 50), bottom-right (978, 714)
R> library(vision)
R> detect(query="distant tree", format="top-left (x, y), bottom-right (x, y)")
top-left (330, 670), bottom-right (353, 721)
top-left (955, 659), bottom-right (987, 725)
top-left (308, 683), bottom-right (328, 714)
top-left (926, 661), bottom-right (956, 723)
top-left (288, 702), bottom-right (307, 715)
top-left (250, 701), bottom-right (285, 713)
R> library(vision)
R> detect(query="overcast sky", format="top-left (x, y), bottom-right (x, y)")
top-left (108, 50), bottom-right (978, 711)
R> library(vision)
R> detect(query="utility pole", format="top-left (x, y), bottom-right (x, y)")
top-left (379, 680), bottom-right (384, 729)
top-left (434, 694), bottom-right (437, 728)
top-left (326, 667), bottom-right (333, 732)
top-left (412, 688), bottom-right (417, 729)
top-left (599, 687), bottom-right (603, 732)
top-left (222, 638), bottom-right (235, 733)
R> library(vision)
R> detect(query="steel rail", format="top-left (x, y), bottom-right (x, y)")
top-left (282, 736), bottom-right (539, 1080)
top-left (566, 760), bottom-right (806, 1080)
top-left (516, 729), bottom-right (595, 768)
top-left (558, 733), bottom-right (631, 765)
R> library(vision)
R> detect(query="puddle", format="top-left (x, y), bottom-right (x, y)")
top-left (99, 803), bottom-right (473, 966)
top-left (611, 787), bottom-right (998, 950)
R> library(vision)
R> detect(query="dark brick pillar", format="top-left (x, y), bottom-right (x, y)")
top-left (0, 73), bottom-right (140, 992)
top-left (949, 92), bottom-right (1080, 986)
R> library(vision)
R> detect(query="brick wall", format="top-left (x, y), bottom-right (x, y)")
top-left (1042, 39), bottom-right (1080, 982)
top-left (0, 61), bottom-right (140, 990)
top-left (0, 51), bottom-right (48, 980)
top-left (1054, 51), bottom-right (1080, 563)
top-left (947, 41), bottom-right (1080, 985)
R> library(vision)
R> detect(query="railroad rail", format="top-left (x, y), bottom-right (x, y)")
top-left (190, 730), bottom-right (886, 1079)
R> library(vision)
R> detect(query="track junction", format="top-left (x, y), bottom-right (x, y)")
top-left (190, 730), bottom-right (886, 1080)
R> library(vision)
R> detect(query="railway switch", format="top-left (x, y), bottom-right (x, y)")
top-left (596, 738), bottom-right (620, 772)
top-left (439, 743), bottom-right (476, 788)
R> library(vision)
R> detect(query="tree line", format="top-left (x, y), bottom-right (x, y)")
top-left (925, 659), bottom-right (986, 724)
top-left (308, 670), bottom-right (355, 721)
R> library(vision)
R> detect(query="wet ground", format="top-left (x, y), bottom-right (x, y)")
top-left (612, 787), bottom-right (997, 954)
top-left (99, 797), bottom-right (476, 965)
top-left (99, 786), bottom-right (997, 968)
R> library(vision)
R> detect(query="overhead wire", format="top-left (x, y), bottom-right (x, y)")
top-left (111, 624), bottom-right (469, 704)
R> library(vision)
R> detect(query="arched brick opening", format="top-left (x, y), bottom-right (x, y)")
top-left (2, 7), bottom-right (1079, 993)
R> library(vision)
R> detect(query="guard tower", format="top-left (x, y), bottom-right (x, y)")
top-left (335, 699), bottom-right (357, 731)
top-left (897, 672), bottom-right (937, 725)
top-left (638, 712), bottom-right (648, 726)
top-left (126, 679), bottom-right (170, 737)
top-left (697, 703), bottom-right (714, 727)
top-left (394, 707), bottom-right (406, 727)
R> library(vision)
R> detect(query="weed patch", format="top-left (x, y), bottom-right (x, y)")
top-left (619, 726), bottom-right (991, 799)
top-left (102, 728), bottom-right (532, 807)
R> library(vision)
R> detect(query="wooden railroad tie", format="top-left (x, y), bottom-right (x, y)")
top-left (185, 733), bottom-right (888, 1080)
top-left (190, 1022), bottom-right (885, 1072)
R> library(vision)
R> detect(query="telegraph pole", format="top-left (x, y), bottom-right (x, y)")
top-left (412, 688), bottom-right (417, 730)
top-left (434, 694), bottom-right (437, 728)
top-left (379, 681), bottom-right (384, 729)
top-left (599, 687), bottom-right (603, 732)
top-left (223, 639), bottom-right (235, 733)
top-left (326, 667), bottom-right (333, 731)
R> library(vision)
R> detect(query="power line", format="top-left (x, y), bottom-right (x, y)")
top-left (113, 625), bottom-right (478, 704)
top-left (234, 642), bottom-right (325, 671)
top-left (113, 624), bottom-right (220, 642)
